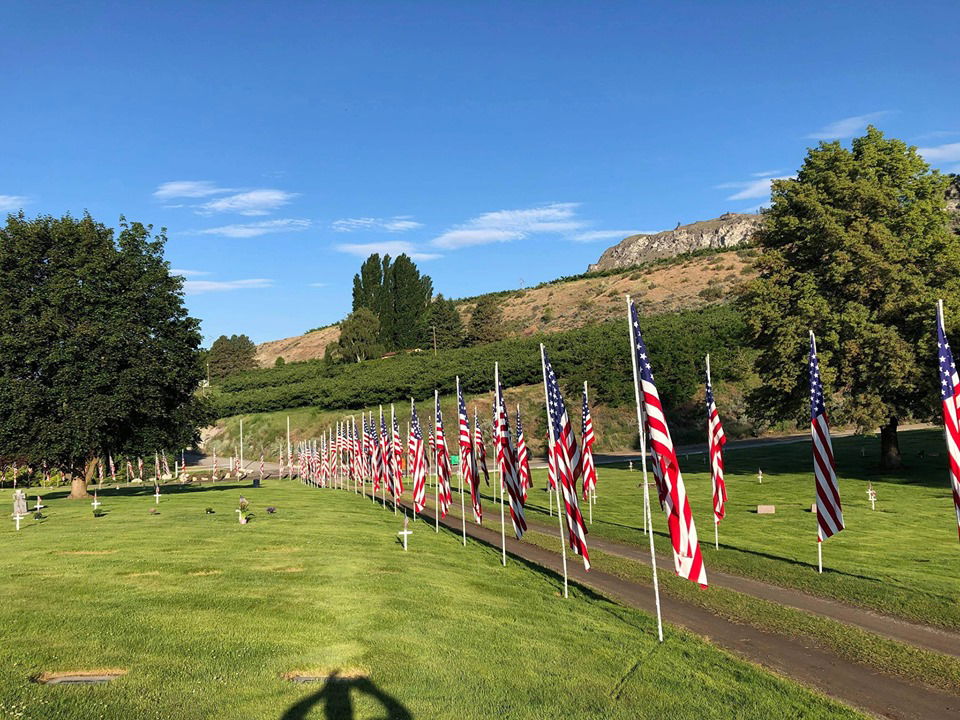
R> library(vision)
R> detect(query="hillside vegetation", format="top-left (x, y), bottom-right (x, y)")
top-left (256, 247), bottom-right (756, 366)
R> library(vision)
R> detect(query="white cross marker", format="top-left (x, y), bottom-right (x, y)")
top-left (91, 492), bottom-right (101, 509)
top-left (866, 483), bottom-right (876, 511)
top-left (758, 469), bottom-right (763, 484)
top-left (154, 486), bottom-right (161, 504)
top-left (398, 513), bottom-right (413, 551)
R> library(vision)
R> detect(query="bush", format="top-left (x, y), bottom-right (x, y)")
top-left (212, 305), bottom-right (748, 420)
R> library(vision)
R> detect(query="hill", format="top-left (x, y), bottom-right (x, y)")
top-left (256, 247), bottom-right (756, 366)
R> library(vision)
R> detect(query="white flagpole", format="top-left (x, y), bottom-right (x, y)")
top-left (391, 405), bottom-right (398, 515)
top-left (434, 390), bottom-right (440, 533)
top-left (707, 353), bottom-right (718, 551)
top-left (286, 416), bottom-right (291, 478)
top-left (239, 418), bottom-right (244, 472)
top-left (811, 329), bottom-right (824, 575)
top-left (456, 377), bottom-right (467, 546)
top-left (539, 344), bottom-right (569, 598)
top-left (495, 363), bottom-right (507, 566)
top-left (626, 295), bottom-right (664, 642)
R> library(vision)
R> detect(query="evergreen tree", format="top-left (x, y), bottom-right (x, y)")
top-left (0, 213), bottom-right (210, 498)
top-left (739, 127), bottom-right (960, 469)
top-left (208, 334), bottom-right (257, 379)
top-left (465, 295), bottom-right (505, 346)
top-left (422, 294), bottom-right (464, 350)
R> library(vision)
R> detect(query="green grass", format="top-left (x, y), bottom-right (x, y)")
top-left (513, 427), bottom-right (960, 630)
top-left (0, 480), bottom-right (863, 719)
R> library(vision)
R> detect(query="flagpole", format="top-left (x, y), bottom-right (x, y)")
top-left (434, 390), bottom-right (440, 533)
top-left (239, 418), bottom-right (244, 472)
top-left (495, 363), bottom-right (507, 566)
top-left (391, 404), bottom-right (398, 515)
top-left (707, 353), bottom-right (719, 551)
top-left (811, 330), bottom-right (824, 575)
top-left (626, 295), bottom-right (663, 642)
top-left (539, 345), bottom-right (569, 598)
top-left (584, 380), bottom-right (593, 526)
top-left (456, 377), bottom-right (467, 546)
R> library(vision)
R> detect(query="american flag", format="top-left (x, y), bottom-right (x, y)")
top-left (330, 426), bottom-right (338, 481)
top-left (154, 452), bottom-right (161, 481)
top-left (809, 332), bottom-right (844, 541)
top-left (937, 303), bottom-right (960, 540)
top-left (108, 454), bottom-right (116, 484)
top-left (97, 458), bottom-right (105, 485)
top-left (458, 383), bottom-right (481, 523)
top-left (516, 405), bottom-right (531, 503)
top-left (161, 450), bottom-right (171, 478)
top-left (363, 415), bottom-right (373, 481)
top-left (542, 349), bottom-right (588, 568)
top-left (581, 386), bottom-right (598, 500)
top-left (434, 393), bottom-right (453, 517)
top-left (127, 458), bottom-right (135, 482)
top-left (380, 408), bottom-right (392, 495)
top-left (320, 436), bottom-right (329, 486)
top-left (392, 409), bottom-right (404, 496)
top-left (546, 437), bottom-right (557, 490)
top-left (706, 368), bottom-right (727, 524)
top-left (259, 452), bottom-right (265, 480)
top-left (474, 408), bottom-right (489, 486)
top-left (495, 374), bottom-right (526, 538)
top-left (372, 413), bottom-right (384, 492)
top-left (629, 300), bottom-right (706, 586)
top-left (409, 400), bottom-right (428, 512)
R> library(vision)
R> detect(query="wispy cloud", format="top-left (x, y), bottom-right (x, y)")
top-left (335, 240), bottom-right (441, 262)
top-left (571, 229), bottom-right (650, 243)
top-left (153, 180), bottom-right (235, 200)
top-left (198, 189), bottom-right (297, 216)
top-left (0, 194), bottom-right (29, 211)
top-left (170, 268), bottom-right (211, 277)
top-left (308, 282), bottom-right (328, 288)
top-left (183, 277), bottom-right (273, 295)
top-left (751, 169), bottom-right (785, 178)
top-left (918, 142), bottom-right (960, 165)
top-left (332, 216), bottom-right (423, 233)
top-left (432, 202), bottom-right (584, 249)
top-left (716, 175), bottom-right (793, 201)
top-left (806, 111), bottom-right (891, 140)
top-left (914, 130), bottom-right (960, 142)
top-left (194, 218), bottom-right (311, 238)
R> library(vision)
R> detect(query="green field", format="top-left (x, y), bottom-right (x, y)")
top-left (510, 427), bottom-right (960, 630)
top-left (0, 480), bottom-right (863, 719)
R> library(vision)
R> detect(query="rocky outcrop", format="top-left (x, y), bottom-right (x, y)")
top-left (588, 213), bottom-right (762, 272)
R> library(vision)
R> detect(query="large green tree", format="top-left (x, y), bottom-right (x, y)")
top-left (739, 127), bottom-right (960, 469)
top-left (465, 295), bottom-right (505, 346)
top-left (0, 213), bottom-right (210, 497)
top-left (422, 294), bottom-right (464, 350)
top-left (337, 308), bottom-right (382, 363)
top-left (208, 334), bottom-right (258, 379)
top-left (352, 253), bottom-right (432, 350)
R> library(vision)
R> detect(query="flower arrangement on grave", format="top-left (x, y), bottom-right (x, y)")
top-left (205, 507), bottom-right (215, 514)
top-left (266, 506), bottom-right (276, 514)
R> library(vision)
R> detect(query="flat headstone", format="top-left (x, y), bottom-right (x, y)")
top-left (811, 503), bottom-right (817, 513)
top-left (37, 671), bottom-right (125, 685)
top-left (756, 504), bottom-right (776, 514)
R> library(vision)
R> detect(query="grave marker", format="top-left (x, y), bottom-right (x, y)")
top-left (866, 483), bottom-right (877, 511)
top-left (398, 512), bottom-right (412, 551)
top-left (757, 504), bottom-right (776, 514)
top-left (13, 489), bottom-right (27, 530)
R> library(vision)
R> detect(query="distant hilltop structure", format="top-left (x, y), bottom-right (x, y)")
top-left (588, 212), bottom-right (761, 272)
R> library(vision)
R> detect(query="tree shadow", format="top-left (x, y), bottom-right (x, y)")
top-left (281, 671), bottom-right (412, 720)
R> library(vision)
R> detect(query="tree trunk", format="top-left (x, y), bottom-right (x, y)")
top-left (879, 416), bottom-right (903, 471)
top-left (67, 457), bottom-right (98, 499)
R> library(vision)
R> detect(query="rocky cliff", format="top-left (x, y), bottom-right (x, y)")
top-left (588, 213), bottom-right (761, 272)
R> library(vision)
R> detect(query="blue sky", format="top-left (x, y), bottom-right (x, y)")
top-left (2, 2), bottom-right (958, 345)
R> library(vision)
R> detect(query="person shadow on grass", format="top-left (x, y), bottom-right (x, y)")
top-left (281, 670), bottom-right (412, 720)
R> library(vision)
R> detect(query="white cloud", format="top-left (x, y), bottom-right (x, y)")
top-left (918, 142), bottom-right (960, 165)
top-left (170, 268), bottom-right (210, 277)
top-left (183, 278), bottom-right (273, 294)
top-left (717, 176), bottom-right (793, 201)
top-left (751, 169), bottom-right (785, 178)
top-left (195, 218), bottom-right (311, 238)
top-left (806, 111), bottom-right (891, 140)
top-left (914, 130), bottom-right (960, 142)
top-left (571, 229), bottom-right (651, 243)
top-left (0, 195), bottom-right (29, 211)
top-left (335, 240), bottom-right (441, 262)
top-left (431, 202), bottom-right (585, 249)
top-left (308, 282), bottom-right (328, 288)
top-left (153, 181), bottom-right (234, 200)
top-left (332, 216), bottom-right (423, 233)
top-left (198, 189), bottom-right (297, 216)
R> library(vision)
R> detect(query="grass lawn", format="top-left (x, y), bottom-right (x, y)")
top-left (0, 479), bottom-right (863, 720)
top-left (511, 427), bottom-right (960, 629)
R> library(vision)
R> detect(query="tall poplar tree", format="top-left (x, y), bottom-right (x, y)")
top-left (351, 253), bottom-right (432, 350)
